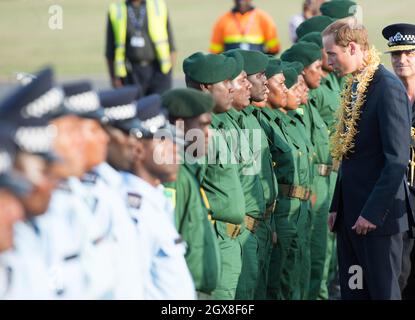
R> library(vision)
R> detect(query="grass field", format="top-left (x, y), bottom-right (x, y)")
top-left (0, 0), bottom-right (414, 82)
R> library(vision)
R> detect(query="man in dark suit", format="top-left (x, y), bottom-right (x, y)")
top-left (322, 17), bottom-right (413, 300)
top-left (382, 23), bottom-right (415, 298)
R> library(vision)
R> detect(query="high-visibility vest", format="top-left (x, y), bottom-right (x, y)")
top-left (210, 8), bottom-right (280, 54)
top-left (109, 0), bottom-right (172, 77)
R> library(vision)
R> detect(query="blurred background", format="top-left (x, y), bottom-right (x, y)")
top-left (0, 0), bottom-right (414, 96)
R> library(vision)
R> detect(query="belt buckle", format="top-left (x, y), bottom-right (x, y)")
top-left (228, 223), bottom-right (241, 238)
top-left (233, 224), bottom-right (241, 237)
top-left (300, 188), bottom-right (308, 200)
top-left (317, 164), bottom-right (326, 176)
top-left (289, 185), bottom-right (298, 198)
top-left (319, 164), bottom-right (325, 176)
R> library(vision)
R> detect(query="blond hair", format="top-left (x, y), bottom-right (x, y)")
top-left (322, 17), bottom-right (369, 51)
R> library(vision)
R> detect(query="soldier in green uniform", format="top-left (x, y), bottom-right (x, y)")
top-left (298, 30), bottom-right (343, 300)
top-left (183, 52), bottom-right (246, 300)
top-left (223, 49), bottom-right (277, 299)
top-left (281, 41), bottom-right (335, 300)
top-left (262, 60), bottom-right (313, 299)
top-left (162, 88), bottom-right (221, 299)
top-left (282, 62), bottom-right (316, 300)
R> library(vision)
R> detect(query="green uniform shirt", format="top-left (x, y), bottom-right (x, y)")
top-left (304, 93), bottom-right (332, 166)
top-left (164, 162), bottom-right (221, 294)
top-left (310, 73), bottom-right (342, 136)
top-left (282, 109), bottom-right (314, 189)
top-left (258, 108), bottom-right (305, 214)
top-left (242, 105), bottom-right (278, 210)
top-left (223, 108), bottom-right (265, 218)
top-left (197, 113), bottom-right (246, 225)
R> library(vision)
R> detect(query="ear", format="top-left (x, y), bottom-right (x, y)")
top-left (200, 83), bottom-right (211, 93)
top-left (349, 42), bottom-right (357, 55)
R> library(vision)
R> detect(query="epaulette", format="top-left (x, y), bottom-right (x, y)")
top-left (81, 172), bottom-right (98, 185)
top-left (127, 192), bottom-right (142, 209)
top-left (174, 236), bottom-right (184, 245)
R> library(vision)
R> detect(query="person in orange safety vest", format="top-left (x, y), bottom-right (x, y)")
top-left (209, 0), bottom-right (281, 55)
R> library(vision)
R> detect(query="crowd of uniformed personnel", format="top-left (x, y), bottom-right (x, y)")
top-left (0, 1), bottom-right (359, 300)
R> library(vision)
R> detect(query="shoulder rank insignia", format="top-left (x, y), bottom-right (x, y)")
top-left (81, 172), bottom-right (98, 185)
top-left (174, 236), bottom-right (184, 245)
top-left (127, 192), bottom-right (142, 209)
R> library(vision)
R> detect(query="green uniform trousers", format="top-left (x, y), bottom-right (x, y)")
top-left (267, 200), bottom-right (311, 300)
top-left (254, 218), bottom-right (273, 299)
top-left (213, 221), bottom-right (243, 300)
top-left (235, 227), bottom-right (259, 300)
top-left (308, 173), bottom-right (331, 300)
top-left (318, 171), bottom-right (338, 299)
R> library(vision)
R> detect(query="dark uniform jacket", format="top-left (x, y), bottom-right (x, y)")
top-left (331, 65), bottom-right (413, 236)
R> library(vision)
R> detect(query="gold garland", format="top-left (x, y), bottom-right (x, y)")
top-left (331, 47), bottom-right (381, 160)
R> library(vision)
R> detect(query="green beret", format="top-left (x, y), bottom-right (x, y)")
top-left (298, 32), bottom-right (323, 49)
top-left (281, 41), bottom-right (322, 67)
top-left (296, 15), bottom-right (335, 39)
top-left (222, 50), bottom-right (244, 79)
top-left (237, 50), bottom-right (269, 75)
top-left (282, 61), bottom-right (304, 74)
top-left (183, 52), bottom-right (237, 84)
top-left (265, 58), bottom-right (283, 79)
top-left (162, 88), bottom-right (214, 119)
top-left (283, 68), bottom-right (300, 89)
top-left (320, 0), bottom-right (357, 20)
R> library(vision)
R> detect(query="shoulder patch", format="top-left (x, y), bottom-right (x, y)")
top-left (81, 172), bottom-right (98, 185)
top-left (174, 236), bottom-right (184, 245)
top-left (127, 192), bottom-right (142, 209)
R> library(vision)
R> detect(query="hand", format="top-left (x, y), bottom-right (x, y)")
top-left (328, 211), bottom-right (337, 232)
top-left (352, 216), bottom-right (377, 235)
top-left (111, 77), bottom-right (123, 88)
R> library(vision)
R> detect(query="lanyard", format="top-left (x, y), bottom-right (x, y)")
top-left (232, 10), bottom-right (257, 37)
top-left (128, 4), bottom-right (146, 33)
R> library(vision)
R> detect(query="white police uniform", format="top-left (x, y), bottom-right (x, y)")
top-left (121, 171), bottom-right (196, 300)
top-left (82, 163), bottom-right (143, 299)
top-left (34, 180), bottom-right (91, 299)
top-left (0, 221), bottom-right (53, 299)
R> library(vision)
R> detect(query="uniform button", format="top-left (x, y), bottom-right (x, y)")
top-left (272, 161), bottom-right (277, 167)
top-left (298, 151), bottom-right (302, 156)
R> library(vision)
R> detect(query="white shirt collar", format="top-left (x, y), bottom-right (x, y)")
top-left (93, 162), bottom-right (123, 188)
